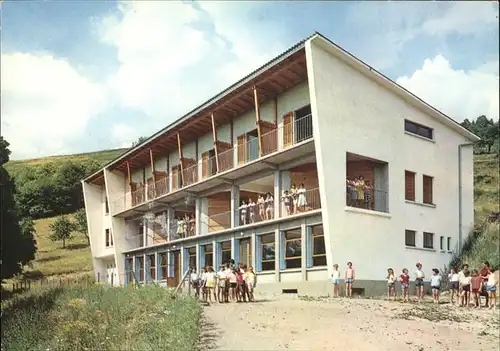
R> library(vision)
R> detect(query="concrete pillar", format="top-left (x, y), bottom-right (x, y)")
top-left (195, 243), bottom-right (201, 273)
top-left (280, 171), bottom-right (292, 216)
top-left (195, 197), bottom-right (201, 236)
top-left (273, 170), bottom-right (281, 218)
top-left (230, 185), bottom-right (240, 227)
top-left (167, 208), bottom-right (173, 241)
top-left (200, 198), bottom-right (209, 235)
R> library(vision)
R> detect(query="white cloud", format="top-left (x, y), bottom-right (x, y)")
top-left (345, 2), bottom-right (499, 69)
top-left (397, 55), bottom-right (499, 122)
top-left (96, 1), bottom-right (286, 128)
top-left (111, 123), bottom-right (137, 148)
top-left (423, 2), bottom-right (499, 36)
top-left (1, 53), bottom-right (105, 159)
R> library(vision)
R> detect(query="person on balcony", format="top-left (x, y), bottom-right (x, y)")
top-left (177, 217), bottom-right (185, 238)
top-left (356, 175), bottom-right (365, 208)
top-left (239, 201), bottom-right (248, 225)
top-left (290, 183), bottom-right (298, 214)
top-left (248, 198), bottom-right (256, 223)
top-left (257, 194), bottom-right (265, 221)
top-left (364, 180), bottom-right (373, 210)
top-left (282, 190), bottom-right (292, 216)
top-left (188, 214), bottom-right (195, 237)
top-left (297, 183), bottom-right (307, 212)
top-left (265, 193), bottom-right (274, 220)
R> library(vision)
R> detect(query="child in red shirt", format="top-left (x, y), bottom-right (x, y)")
top-left (400, 268), bottom-right (410, 302)
top-left (471, 270), bottom-right (483, 308)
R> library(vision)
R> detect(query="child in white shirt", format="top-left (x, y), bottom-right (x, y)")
top-left (331, 264), bottom-right (340, 298)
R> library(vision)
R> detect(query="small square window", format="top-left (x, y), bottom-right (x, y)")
top-left (423, 232), bottom-right (434, 249)
top-left (405, 230), bottom-right (416, 247)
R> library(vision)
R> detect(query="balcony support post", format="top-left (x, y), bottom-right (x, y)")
top-left (253, 86), bottom-right (263, 157)
top-left (230, 184), bottom-right (240, 228)
top-left (177, 133), bottom-right (185, 186)
top-left (149, 149), bottom-right (156, 196)
top-left (211, 113), bottom-right (220, 173)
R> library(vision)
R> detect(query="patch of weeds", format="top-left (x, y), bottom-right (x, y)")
top-left (395, 304), bottom-right (467, 323)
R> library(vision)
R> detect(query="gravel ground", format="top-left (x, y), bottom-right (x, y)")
top-left (199, 295), bottom-right (500, 351)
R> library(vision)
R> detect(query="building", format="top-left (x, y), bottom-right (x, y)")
top-left (82, 32), bottom-right (479, 296)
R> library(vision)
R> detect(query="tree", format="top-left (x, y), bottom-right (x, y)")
top-left (19, 217), bottom-right (38, 263)
top-left (74, 208), bottom-right (89, 245)
top-left (0, 137), bottom-right (37, 280)
top-left (460, 115), bottom-right (499, 154)
top-left (132, 136), bottom-right (148, 147)
top-left (49, 215), bottom-right (75, 248)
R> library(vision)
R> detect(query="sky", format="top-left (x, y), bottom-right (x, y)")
top-left (1, 1), bottom-right (498, 160)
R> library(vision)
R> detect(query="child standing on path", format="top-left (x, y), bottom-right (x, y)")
top-left (470, 270), bottom-right (483, 308)
top-left (414, 263), bottom-right (425, 302)
top-left (487, 268), bottom-right (498, 309)
top-left (430, 268), bottom-right (442, 304)
top-left (345, 262), bottom-right (355, 298)
top-left (448, 267), bottom-right (460, 304)
top-left (387, 268), bottom-right (396, 301)
top-left (399, 269), bottom-right (410, 302)
top-left (331, 264), bottom-right (340, 297)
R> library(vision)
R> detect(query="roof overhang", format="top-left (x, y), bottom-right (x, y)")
top-left (307, 34), bottom-right (481, 143)
top-left (83, 35), bottom-right (314, 183)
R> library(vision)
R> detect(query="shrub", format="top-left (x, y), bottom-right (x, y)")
top-left (1, 285), bottom-right (201, 351)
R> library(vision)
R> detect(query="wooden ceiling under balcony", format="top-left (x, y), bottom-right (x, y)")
top-left (111, 48), bottom-right (308, 173)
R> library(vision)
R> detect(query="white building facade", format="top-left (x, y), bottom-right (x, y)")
top-left (82, 33), bottom-right (478, 296)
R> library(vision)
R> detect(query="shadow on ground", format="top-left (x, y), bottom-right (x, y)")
top-left (66, 243), bottom-right (89, 250)
top-left (197, 310), bottom-right (220, 350)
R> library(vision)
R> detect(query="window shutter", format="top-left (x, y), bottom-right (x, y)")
top-left (145, 256), bottom-right (151, 281)
top-left (280, 232), bottom-right (286, 270)
top-left (125, 259), bottom-right (130, 285)
top-left (255, 236), bottom-right (262, 272)
top-left (202, 152), bottom-right (209, 178)
top-left (157, 254), bottom-right (162, 281)
top-left (405, 171), bottom-right (415, 201)
top-left (283, 112), bottom-right (294, 147)
top-left (233, 239), bottom-right (240, 264)
top-left (168, 253), bottom-right (174, 277)
top-left (306, 227), bottom-right (313, 268)
top-left (423, 175), bottom-right (433, 204)
top-left (237, 135), bottom-right (246, 165)
top-left (199, 246), bottom-right (205, 269)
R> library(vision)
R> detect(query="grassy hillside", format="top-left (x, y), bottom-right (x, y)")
top-left (4, 148), bottom-right (128, 175)
top-left (4, 150), bottom-right (499, 285)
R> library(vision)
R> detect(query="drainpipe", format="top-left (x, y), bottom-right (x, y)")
top-left (458, 142), bottom-right (475, 253)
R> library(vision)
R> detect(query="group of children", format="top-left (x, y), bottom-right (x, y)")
top-left (238, 183), bottom-right (311, 225)
top-left (446, 262), bottom-right (498, 308)
top-left (346, 176), bottom-right (373, 210)
top-left (239, 193), bottom-right (274, 225)
top-left (331, 261), bottom-right (498, 308)
top-left (281, 183), bottom-right (308, 215)
top-left (175, 214), bottom-right (195, 238)
top-left (190, 259), bottom-right (257, 304)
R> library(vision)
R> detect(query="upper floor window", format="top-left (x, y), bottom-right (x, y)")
top-left (283, 229), bottom-right (302, 269)
top-left (423, 232), bottom-right (434, 249)
top-left (405, 171), bottom-right (415, 201)
top-left (105, 229), bottom-right (113, 247)
top-left (404, 120), bottom-right (433, 140)
top-left (422, 175), bottom-right (434, 205)
top-left (405, 230), bottom-right (416, 247)
top-left (260, 234), bottom-right (275, 271)
top-left (104, 197), bottom-right (109, 214)
top-left (310, 225), bottom-right (326, 267)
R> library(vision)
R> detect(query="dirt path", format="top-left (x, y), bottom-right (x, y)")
top-left (200, 296), bottom-right (499, 350)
